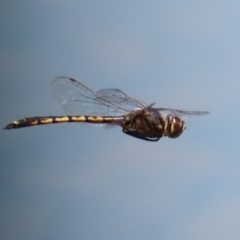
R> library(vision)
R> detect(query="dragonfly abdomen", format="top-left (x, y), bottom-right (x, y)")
top-left (3, 116), bottom-right (122, 129)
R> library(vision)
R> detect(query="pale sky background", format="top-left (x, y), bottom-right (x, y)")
top-left (1, 1), bottom-right (240, 240)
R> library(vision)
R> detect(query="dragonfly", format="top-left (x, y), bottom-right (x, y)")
top-left (3, 77), bottom-right (209, 141)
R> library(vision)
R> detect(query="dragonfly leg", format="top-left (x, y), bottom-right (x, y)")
top-left (122, 129), bottom-right (160, 142)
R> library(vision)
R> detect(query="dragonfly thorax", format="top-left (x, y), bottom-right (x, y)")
top-left (166, 116), bottom-right (186, 138)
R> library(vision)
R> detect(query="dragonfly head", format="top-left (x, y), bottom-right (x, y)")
top-left (167, 116), bottom-right (186, 138)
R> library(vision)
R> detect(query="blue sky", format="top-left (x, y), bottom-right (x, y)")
top-left (1, 1), bottom-right (240, 239)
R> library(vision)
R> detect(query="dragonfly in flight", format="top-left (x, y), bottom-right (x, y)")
top-left (3, 77), bottom-right (208, 141)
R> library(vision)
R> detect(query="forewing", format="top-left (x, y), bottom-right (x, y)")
top-left (51, 77), bottom-right (133, 116)
top-left (156, 108), bottom-right (209, 117)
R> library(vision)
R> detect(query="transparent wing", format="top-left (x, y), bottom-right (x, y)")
top-left (156, 108), bottom-right (209, 117)
top-left (96, 88), bottom-right (147, 110)
top-left (51, 77), bottom-right (146, 116)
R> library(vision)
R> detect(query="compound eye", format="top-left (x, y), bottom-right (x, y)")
top-left (169, 117), bottom-right (186, 138)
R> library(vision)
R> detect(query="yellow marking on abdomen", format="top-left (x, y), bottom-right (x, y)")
top-left (55, 117), bottom-right (70, 122)
top-left (71, 116), bottom-right (86, 122)
top-left (87, 116), bottom-right (104, 123)
top-left (30, 120), bottom-right (38, 125)
top-left (40, 119), bottom-right (53, 124)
